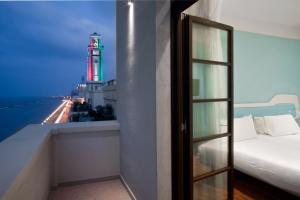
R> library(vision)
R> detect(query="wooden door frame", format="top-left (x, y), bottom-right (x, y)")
top-left (186, 15), bottom-right (234, 200)
top-left (171, 2), bottom-right (234, 200)
top-left (171, 1), bottom-right (197, 200)
top-left (171, 1), bottom-right (196, 200)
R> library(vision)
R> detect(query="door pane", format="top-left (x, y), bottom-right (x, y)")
top-left (193, 63), bottom-right (228, 99)
top-left (193, 172), bottom-right (227, 200)
top-left (192, 23), bottom-right (228, 62)
top-left (193, 102), bottom-right (228, 137)
top-left (193, 137), bottom-right (228, 177)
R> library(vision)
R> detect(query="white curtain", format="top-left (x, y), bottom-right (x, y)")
top-left (192, 23), bottom-right (228, 136)
top-left (185, 0), bottom-right (223, 21)
top-left (188, 0), bottom-right (228, 199)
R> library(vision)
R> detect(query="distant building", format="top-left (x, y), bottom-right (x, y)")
top-left (103, 80), bottom-right (117, 113)
top-left (85, 81), bottom-right (105, 109)
top-left (72, 33), bottom-right (116, 111)
top-left (87, 32), bottom-right (104, 82)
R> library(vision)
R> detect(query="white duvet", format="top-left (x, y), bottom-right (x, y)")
top-left (235, 134), bottom-right (300, 196)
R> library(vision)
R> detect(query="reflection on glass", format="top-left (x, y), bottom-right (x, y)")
top-left (192, 23), bottom-right (228, 62)
top-left (193, 102), bottom-right (227, 137)
top-left (193, 63), bottom-right (227, 99)
top-left (193, 137), bottom-right (228, 177)
top-left (193, 172), bottom-right (227, 200)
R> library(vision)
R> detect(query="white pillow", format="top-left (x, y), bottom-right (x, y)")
top-left (264, 114), bottom-right (300, 136)
top-left (234, 115), bottom-right (257, 142)
top-left (253, 117), bottom-right (268, 134)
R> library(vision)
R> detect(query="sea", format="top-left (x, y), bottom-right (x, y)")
top-left (0, 97), bottom-right (62, 142)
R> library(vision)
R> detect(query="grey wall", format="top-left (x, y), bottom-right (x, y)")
top-left (117, 1), bottom-right (157, 200)
top-left (116, 1), bottom-right (171, 200)
top-left (155, 1), bottom-right (171, 200)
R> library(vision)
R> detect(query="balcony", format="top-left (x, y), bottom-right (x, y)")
top-left (0, 121), bottom-right (133, 200)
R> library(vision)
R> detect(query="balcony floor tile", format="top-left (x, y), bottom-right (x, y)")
top-left (49, 179), bottom-right (132, 200)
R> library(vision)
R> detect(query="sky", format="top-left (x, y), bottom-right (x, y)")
top-left (0, 1), bottom-right (116, 97)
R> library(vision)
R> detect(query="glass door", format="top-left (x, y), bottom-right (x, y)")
top-left (184, 15), bottom-right (234, 200)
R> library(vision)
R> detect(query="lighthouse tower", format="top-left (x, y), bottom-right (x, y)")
top-left (87, 32), bottom-right (104, 82)
top-left (84, 32), bottom-right (105, 109)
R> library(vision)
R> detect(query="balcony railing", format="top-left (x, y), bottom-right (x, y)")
top-left (0, 121), bottom-right (126, 200)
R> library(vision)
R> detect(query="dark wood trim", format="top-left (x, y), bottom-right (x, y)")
top-left (186, 15), bottom-right (234, 200)
top-left (193, 133), bottom-right (231, 143)
top-left (234, 170), bottom-right (300, 200)
top-left (171, 11), bottom-right (181, 199)
top-left (228, 23), bottom-right (235, 200)
top-left (193, 98), bottom-right (231, 103)
top-left (187, 14), bottom-right (194, 200)
top-left (192, 58), bottom-right (231, 66)
top-left (171, 0), bottom-right (198, 17)
top-left (193, 167), bottom-right (230, 182)
top-left (171, 2), bottom-right (234, 200)
top-left (171, 1), bottom-right (198, 200)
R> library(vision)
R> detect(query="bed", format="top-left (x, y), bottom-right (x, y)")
top-left (234, 94), bottom-right (300, 196)
top-left (235, 134), bottom-right (300, 196)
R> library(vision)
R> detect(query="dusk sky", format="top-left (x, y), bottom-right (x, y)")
top-left (0, 1), bottom-right (116, 97)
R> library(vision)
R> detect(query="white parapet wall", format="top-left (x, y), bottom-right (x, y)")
top-left (0, 121), bottom-right (120, 200)
top-left (51, 122), bottom-right (120, 186)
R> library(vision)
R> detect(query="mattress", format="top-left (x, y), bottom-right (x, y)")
top-left (234, 134), bottom-right (300, 196)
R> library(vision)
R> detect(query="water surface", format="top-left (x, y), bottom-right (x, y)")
top-left (0, 97), bottom-right (61, 142)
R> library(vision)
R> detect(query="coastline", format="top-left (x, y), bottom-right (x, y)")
top-left (42, 99), bottom-right (71, 124)
top-left (0, 97), bottom-right (62, 142)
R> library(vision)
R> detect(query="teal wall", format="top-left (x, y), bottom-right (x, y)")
top-left (234, 31), bottom-right (300, 103)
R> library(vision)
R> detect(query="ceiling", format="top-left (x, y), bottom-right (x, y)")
top-left (220, 0), bottom-right (300, 39)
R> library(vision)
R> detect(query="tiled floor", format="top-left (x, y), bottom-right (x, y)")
top-left (48, 179), bottom-right (132, 200)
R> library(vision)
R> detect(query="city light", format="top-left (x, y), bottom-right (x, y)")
top-left (42, 100), bottom-right (68, 124)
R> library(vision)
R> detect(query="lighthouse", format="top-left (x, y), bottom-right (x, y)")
top-left (87, 32), bottom-right (104, 82)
